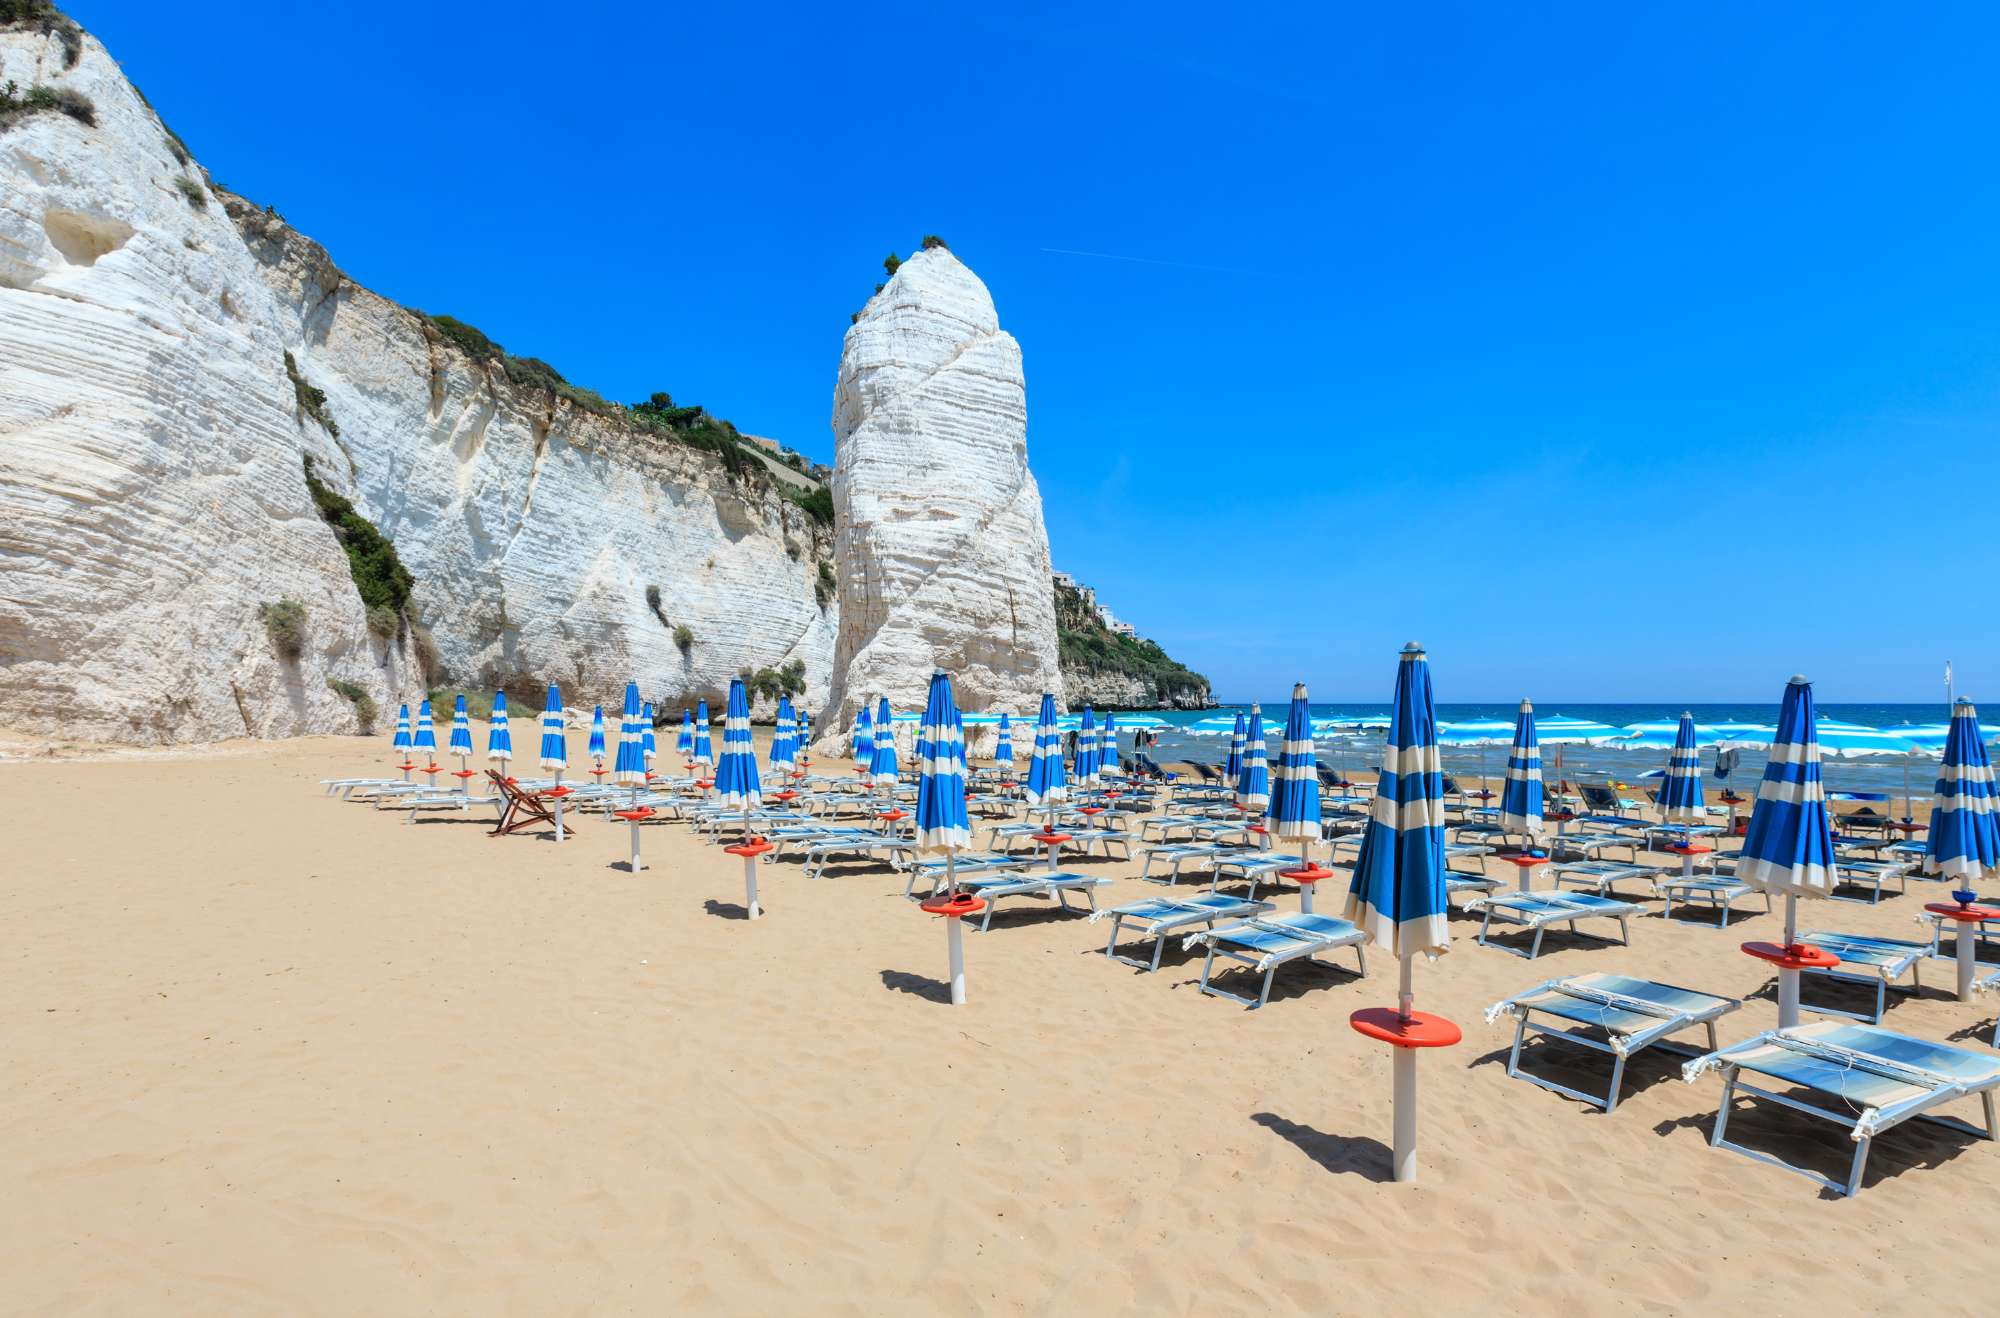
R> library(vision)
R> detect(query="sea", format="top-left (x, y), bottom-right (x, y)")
top-left (1124, 702), bottom-right (1964, 801)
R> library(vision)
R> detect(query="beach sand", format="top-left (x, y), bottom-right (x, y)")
top-left (3, 729), bottom-right (1994, 1315)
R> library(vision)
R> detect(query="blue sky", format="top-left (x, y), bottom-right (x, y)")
top-left (77, 2), bottom-right (1998, 703)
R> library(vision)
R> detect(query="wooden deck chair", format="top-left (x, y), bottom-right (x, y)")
top-left (486, 770), bottom-right (570, 837)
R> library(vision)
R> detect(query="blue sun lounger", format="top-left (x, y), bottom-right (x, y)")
top-left (1484, 974), bottom-right (1742, 1113)
top-left (1683, 1021), bottom-right (2000, 1196)
top-left (1465, 892), bottom-right (1641, 959)
top-left (1139, 843), bottom-right (1227, 883)
top-left (1182, 912), bottom-right (1368, 1009)
top-left (1091, 894), bottom-right (1276, 970)
top-left (1790, 931), bottom-right (1929, 1023)
top-left (1549, 861), bottom-right (1662, 898)
top-left (903, 852), bottom-right (1031, 899)
top-left (951, 871), bottom-right (1111, 931)
top-left (1653, 871), bottom-right (1771, 927)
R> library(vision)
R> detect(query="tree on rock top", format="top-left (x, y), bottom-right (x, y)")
top-left (920, 235), bottom-right (948, 251)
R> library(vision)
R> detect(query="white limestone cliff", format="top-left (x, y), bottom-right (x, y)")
top-left (0, 20), bottom-right (835, 743)
top-left (825, 247), bottom-right (1061, 735)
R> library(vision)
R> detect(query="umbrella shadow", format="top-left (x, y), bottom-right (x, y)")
top-left (1250, 1112), bottom-right (1393, 1183)
top-left (703, 898), bottom-right (753, 921)
top-left (879, 969), bottom-right (951, 1004)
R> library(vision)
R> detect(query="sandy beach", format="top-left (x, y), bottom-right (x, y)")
top-left (4, 728), bottom-right (1994, 1315)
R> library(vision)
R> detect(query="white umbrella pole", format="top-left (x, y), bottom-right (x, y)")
top-left (1298, 835), bottom-right (1315, 913)
top-left (1393, 953), bottom-right (1418, 1184)
top-left (1777, 894), bottom-right (1801, 1029)
top-left (629, 818), bottom-right (644, 873)
top-left (459, 754), bottom-right (469, 794)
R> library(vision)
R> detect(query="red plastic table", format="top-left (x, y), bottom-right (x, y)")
top-left (1742, 940), bottom-right (1840, 1027)
top-left (1926, 901), bottom-right (2000, 1000)
top-left (1665, 841), bottom-right (1712, 878)
top-left (614, 805), bottom-right (655, 872)
top-left (1281, 862), bottom-right (1335, 912)
top-left (1500, 851), bottom-right (1546, 891)
top-left (920, 890), bottom-right (988, 1005)
top-left (1350, 1006), bottom-right (1461, 1184)
top-left (726, 837), bottom-right (775, 919)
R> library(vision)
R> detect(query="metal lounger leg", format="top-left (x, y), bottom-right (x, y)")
top-left (1604, 1052), bottom-right (1629, 1115)
top-left (1710, 1069), bottom-right (1737, 1148)
top-left (1257, 964), bottom-right (1277, 1010)
top-left (1844, 1134), bottom-right (1873, 1197)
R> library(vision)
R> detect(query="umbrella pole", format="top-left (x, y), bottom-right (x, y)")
top-left (1393, 954), bottom-right (1418, 1184)
top-left (1903, 754), bottom-right (1912, 823)
top-left (1777, 894), bottom-right (1801, 1029)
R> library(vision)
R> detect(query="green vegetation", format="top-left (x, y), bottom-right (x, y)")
top-left (0, 79), bottom-right (94, 131)
top-left (672, 623), bottom-right (694, 654)
top-left (815, 561), bottom-right (836, 610)
top-left (301, 456), bottom-right (414, 624)
top-left (645, 584), bottom-right (670, 627)
top-left (1053, 579), bottom-right (1208, 706)
top-left (781, 482), bottom-right (833, 527)
top-left (744, 660), bottom-right (807, 704)
top-left (921, 234), bottom-right (948, 251)
top-left (283, 351), bottom-right (338, 437)
top-left (259, 598), bottom-right (307, 661)
top-left (430, 688), bottom-right (495, 721)
top-left (364, 603), bottom-right (397, 639)
top-left (172, 175), bottom-right (206, 209)
top-left (883, 252), bottom-right (901, 277)
top-left (328, 678), bottom-right (377, 733)
top-left (0, 1), bottom-right (82, 68)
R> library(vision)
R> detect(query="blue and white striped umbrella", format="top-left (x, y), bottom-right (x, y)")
top-left (1236, 704), bottom-right (1270, 811)
top-left (414, 700), bottom-right (437, 757)
top-left (1024, 693), bottom-right (1068, 807)
top-left (539, 684), bottom-right (567, 771)
top-left (1267, 683), bottom-right (1321, 843)
top-left (487, 692), bottom-right (513, 763)
top-left (914, 670), bottom-right (972, 855)
top-left (1499, 698), bottom-right (1544, 839)
top-left (613, 681), bottom-right (647, 787)
top-left (642, 702), bottom-right (657, 767)
top-left (449, 695), bottom-right (474, 757)
top-left (1099, 713), bottom-right (1119, 776)
top-left (1343, 643), bottom-right (1449, 960)
top-left (677, 709), bottom-right (694, 756)
top-left (1658, 711), bottom-right (1706, 825)
top-left (1075, 707), bottom-right (1099, 787)
top-left (713, 677), bottom-right (762, 810)
top-left (393, 703), bottom-right (412, 753)
top-left (852, 703), bottom-right (875, 773)
top-left (1926, 699), bottom-right (1998, 883)
top-left (587, 705), bottom-right (606, 762)
top-left (1736, 676), bottom-right (1836, 900)
top-left (870, 696), bottom-right (898, 787)
top-left (771, 696), bottom-right (798, 772)
top-left (797, 708), bottom-right (812, 757)
top-left (692, 698), bottom-right (713, 770)
top-left (994, 713), bottom-right (1014, 770)
top-left (1224, 712), bottom-right (1247, 784)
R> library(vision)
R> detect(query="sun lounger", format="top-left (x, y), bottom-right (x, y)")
top-left (1184, 912), bottom-right (1368, 1008)
top-left (1091, 894), bottom-right (1277, 970)
top-left (1548, 861), bottom-right (1661, 898)
top-left (1447, 871), bottom-right (1503, 904)
top-left (1207, 852), bottom-right (1310, 900)
top-left (1653, 872), bottom-right (1771, 926)
top-left (952, 871), bottom-right (1112, 931)
top-left (395, 790), bottom-right (501, 823)
top-left (1485, 974), bottom-right (1742, 1113)
top-left (1789, 931), bottom-right (1928, 1022)
top-left (802, 832), bottom-right (912, 880)
top-left (904, 852), bottom-right (1030, 899)
top-left (1465, 892), bottom-right (1641, 959)
top-left (1683, 1021), bottom-right (2000, 1196)
top-left (1059, 828), bottom-right (1135, 860)
top-left (1139, 843), bottom-right (1227, 883)
top-left (1828, 859), bottom-right (1913, 904)
top-left (1548, 829), bottom-right (1639, 863)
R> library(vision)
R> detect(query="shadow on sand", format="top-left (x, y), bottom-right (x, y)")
top-left (1250, 1111), bottom-right (1393, 1183)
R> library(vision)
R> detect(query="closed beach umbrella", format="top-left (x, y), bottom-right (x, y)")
top-left (852, 703), bottom-right (875, 774)
top-left (449, 695), bottom-right (474, 758)
top-left (995, 713), bottom-right (1014, 771)
top-left (1736, 676), bottom-right (1838, 1028)
top-left (414, 699), bottom-right (437, 758)
top-left (714, 677), bottom-right (762, 814)
top-left (587, 704), bottom-right (606, 765)
top-left (1499, 699), bottom-right (1544, 841)
top-left (1343, 642), bottom-right (1454, 1184)
top-left (1269, 683), bottom-right (1325, 901)
top-left (677, 709), bottom-right (694, 757)
top-left (642, 702), bottom-right (657, 768)
top-left (1075, 707), bottom-right (1098, 787)
top-left (539, 684), bottom-right (567, 782)
top-left (870, 696), bottom-right (898, 788)
top-left (1658, 711), bottom-right (1706, 827)
top-left (1099, 713), bottom-right (1120, 776)
top-left (613, 682), bottom-right (647, 789)
top-left (1224, 712), bottom-right (1247, 785)
top-left (1024, 693), bottom-right (1068, 813)
top-left (692, 698), bottom-right (714, 771)
top-left (915, 671), bottom-right (973, 860)
top-left (1927, 699), bottom-right (1998, 884)
top-left (1236, 703), bottom-right (1269, 813)
top-left (487, 692), bottom-right (513, 765)
top-left (772, 696), bottom-right (798, 773)
top-left (392, 703), bottom-right (413, 779)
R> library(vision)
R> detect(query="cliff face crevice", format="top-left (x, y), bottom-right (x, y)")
top-left (0, 19), bottom-right (837, 743)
